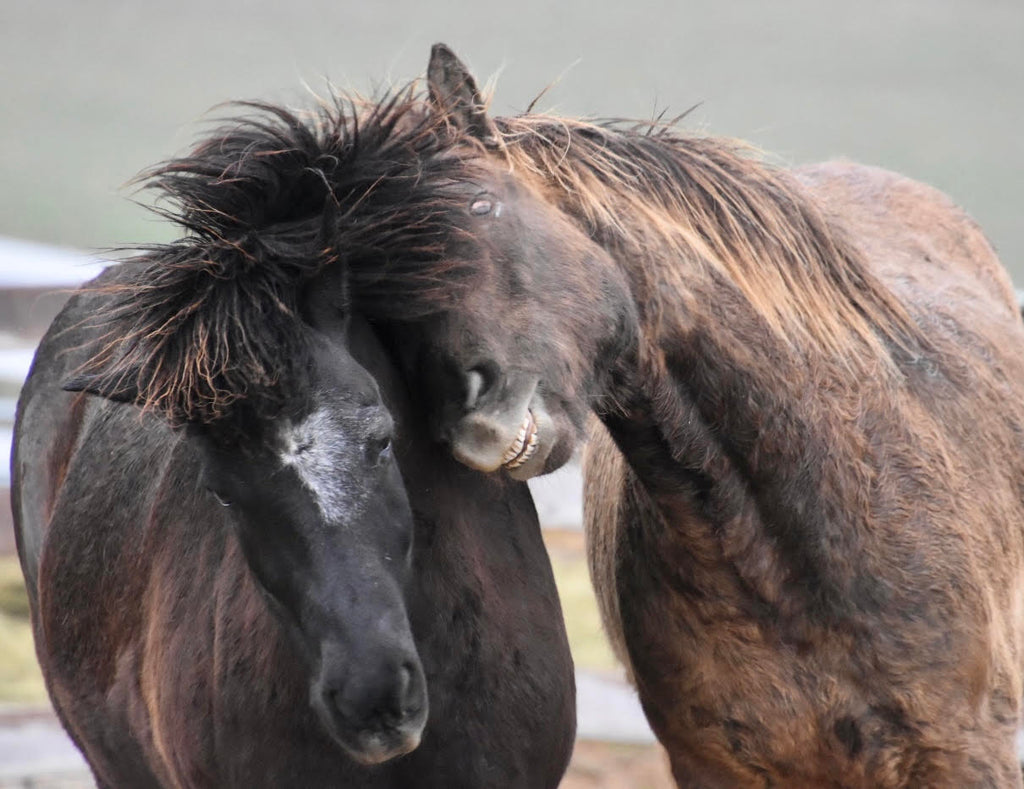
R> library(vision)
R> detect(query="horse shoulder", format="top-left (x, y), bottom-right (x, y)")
top-left (12, 286), bottom-right (107, 597)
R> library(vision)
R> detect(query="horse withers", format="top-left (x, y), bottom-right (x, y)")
top-left (345, 46), bottom-right (1024, 787)
top-left (11, 91), bottom-right (574, 787)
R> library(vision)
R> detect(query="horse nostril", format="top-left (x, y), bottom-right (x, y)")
top-left (397, 661), bottom-right (421, 716)
top-left (464, 364), bottom-right (497, 411)
top-left (464, 369), bottom-right (486, 410)
top-left (325, 687), bottom-right (349, 722)
top-left (322, 659), bottom-right (424, 730)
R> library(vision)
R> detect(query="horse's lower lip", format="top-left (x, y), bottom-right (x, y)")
top-left (501, 410), bottom-right (539, 469)
top-left (320, 704), bottom-right (427, 765)
top-left (340, 729), bottom-right (423, 766)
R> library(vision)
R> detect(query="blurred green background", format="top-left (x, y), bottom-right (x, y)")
top-left (1, 0), bottom-right (1021, 277)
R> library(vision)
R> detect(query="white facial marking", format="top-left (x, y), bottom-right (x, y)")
top-left (279, 408), bottom-right (369, 523)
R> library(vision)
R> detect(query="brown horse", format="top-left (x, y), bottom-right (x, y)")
top-left (353, 46), bottom-right (1024, 787)
top-left (11, 88), bottom-right (575, 787)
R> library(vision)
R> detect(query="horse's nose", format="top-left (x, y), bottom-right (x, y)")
top-left (463, 362), bottom-right (500, 411)
top-left (324, 657), bottom-right (427, 732)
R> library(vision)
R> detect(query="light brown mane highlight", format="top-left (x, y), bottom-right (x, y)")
top-left (497, 115), bottom-right (924, 372)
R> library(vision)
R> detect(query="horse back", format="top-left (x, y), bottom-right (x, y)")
top-left (795, 161), bottom-right (1019, 328)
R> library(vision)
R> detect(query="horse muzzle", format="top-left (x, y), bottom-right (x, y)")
top-left (447, 380), bottom-right (555, 480)
top-left (312, 650), bottom-right (429, 765)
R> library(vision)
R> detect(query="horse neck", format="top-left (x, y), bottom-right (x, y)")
top-left (568, 152), bottom-right (925, 612)
top-left (564, 142), bottom-right (898, 482)
top-left (600, 271), bottom-right (900, 626)
top-left (602, 270), bottom-right (870, 504)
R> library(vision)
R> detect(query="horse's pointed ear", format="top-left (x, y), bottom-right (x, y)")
top-left (63, 370), bottom-right (141, 405)
top-left (427, 43), bottom-right (500, 148)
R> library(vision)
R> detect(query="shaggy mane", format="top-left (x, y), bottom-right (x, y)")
top-left (75, 87), bottom-right (484, 428)
top-left (77, 83), bottom-right (927, 429)
top-left (497, 115), bottom-right (925, 369)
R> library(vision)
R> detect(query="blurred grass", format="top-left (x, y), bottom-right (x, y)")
top-left (544, 529), bottom-right (620, 674)
top-left (0, 555), bottom-right (47, 703)
top-left (0, 531), bottom-right (618, 705)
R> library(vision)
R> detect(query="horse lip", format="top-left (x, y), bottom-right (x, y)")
top-left (450, 411), bottom-right (537, 473)
top-left (337, 724), bottom-right (425, 766)
top-left (500, 410), bottom-right (540, 469)
top-left (450, 433), bottom-right (513, 473)
top-left (318, 701), bottom-right (428, 765)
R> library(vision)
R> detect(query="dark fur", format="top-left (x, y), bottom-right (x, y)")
top-left (11, 84), bottom-right (576, 786)
top-left (70, 90), bottom-right (490, 430)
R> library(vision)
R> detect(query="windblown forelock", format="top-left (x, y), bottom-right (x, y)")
top-left (75, 86), bottom-right (485, 431)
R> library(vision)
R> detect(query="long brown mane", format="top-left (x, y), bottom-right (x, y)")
top-left (496, 116), bottom-right (926, 373)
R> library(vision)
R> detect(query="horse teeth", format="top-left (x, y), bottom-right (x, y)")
top-left (503, 411), bottom-right (540, 469)
top-left (502, 433), bottom-right (525, 463)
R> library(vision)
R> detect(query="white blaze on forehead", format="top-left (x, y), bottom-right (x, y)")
top-left (278, 407), bottom-right (367, 523)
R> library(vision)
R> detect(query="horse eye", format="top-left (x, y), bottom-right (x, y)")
top-left (210, 489), bottom-right (233, 507)
top-left (469, 198), bottom-right (494, 216)
top-left (368, 434), bottom-right (393, 465)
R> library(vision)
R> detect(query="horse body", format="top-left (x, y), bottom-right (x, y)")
top-left (12, 107), bottom-right (575, 786)
top-left (372, 46), bottom-right (1024, 788)
top-left (583, 163), bottom-right (1024, 787)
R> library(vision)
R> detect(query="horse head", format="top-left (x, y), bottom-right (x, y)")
top-left (63, 228), bottom-right (428, 768)
top-left (380, 45), bottom-right (637, 480)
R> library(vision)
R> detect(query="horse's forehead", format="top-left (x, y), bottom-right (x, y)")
top-left (275, 406), bottom-right (377, 523)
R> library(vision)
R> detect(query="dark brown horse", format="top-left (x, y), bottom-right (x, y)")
top-left (346, 46), bottom-right (1024, 787)
top-left (11, 89), bottom-right (575, 787)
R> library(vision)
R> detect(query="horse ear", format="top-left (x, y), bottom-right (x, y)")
top-left (427, 43), bottom-right (500, 148)
top-left (63, 370), bottom-right (141, 405)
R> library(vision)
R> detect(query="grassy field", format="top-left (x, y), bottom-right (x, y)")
top-left (0, 530), bottom-right (618, 706)
top-left (545, 529), bottom-right (620, 674)
top-left (0, 555), bottom-right (46, 703)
